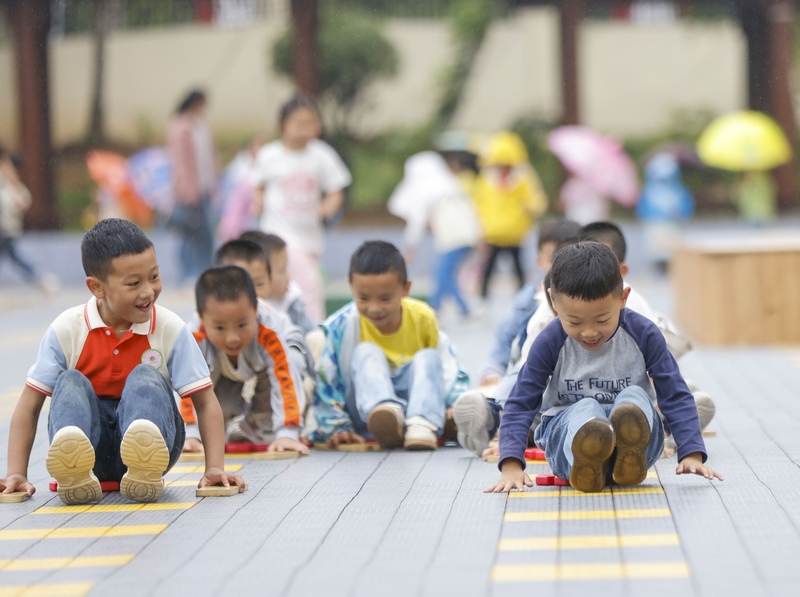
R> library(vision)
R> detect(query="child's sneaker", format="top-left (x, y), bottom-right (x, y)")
top-left (610, 404), bottom-right (650, 486)
top-left (693, 391), bottom-right (716, 431)
top-left (453, 390), bottom-right (493, 456)
top-left (367, 403), bottom-right (405, 449)
top-left (120, 419), bottom-right (169, 503)
top-left (46, 426), bottom-right (102, 505)
top-left (569, 418), bottom-right (615, 493)
top-left (404, 416), bottom-right (438, 451)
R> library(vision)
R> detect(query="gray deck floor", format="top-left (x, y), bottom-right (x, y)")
top-left (0, 225), bottom-right (798, 597)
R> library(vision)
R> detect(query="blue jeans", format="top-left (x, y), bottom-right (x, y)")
top-left (429, 246), bottom-right (472, 315)
top-left (175, 194), bottom-right (214, 283)
top-left (349, 343), bottom-right (445, 434)
top-left (48, 365), bottom-right (185, 481)
top-left (533, 386), bottom-right (664, 481)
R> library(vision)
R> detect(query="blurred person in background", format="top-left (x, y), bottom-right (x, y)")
top-left (0, 145), bottom-right (58, 294)
top-left (167, 89), bottom-right (217, 284)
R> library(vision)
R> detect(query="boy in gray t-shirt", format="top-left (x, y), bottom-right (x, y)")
top-left (486, 242), bottom-right (723, 494)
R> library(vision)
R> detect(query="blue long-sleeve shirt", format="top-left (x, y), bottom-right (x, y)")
top-left (499, 308), bottom-right (706, 469)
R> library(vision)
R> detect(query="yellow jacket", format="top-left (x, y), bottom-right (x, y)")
top-left (474, 168), bottom-right (547, 246)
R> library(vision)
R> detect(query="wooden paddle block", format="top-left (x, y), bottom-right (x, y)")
top-left (702, 430), bottom-right (716, 437)
top-left (535, 473), bottom-right (555, 486)
top-left (225, 442), bottom-right (269, 453)
top-left (0, 491), bottom-right (29, 503)
top-left (313, 443), bottom-right (331, 451)
top-left (485, 453), bottom-right (499, 463)
top-left (179, 451), bottom-right (206, 462)
top-left (554, 476), bottom-right (570, 486)
top-left (196, 484), bottom-right (246, 497)
top-left (251, 450), bottom-right (301, 460)
top-left (338, 442), bottom-right (382, 452)
top-left (524, 447), bottom-right (546, 461)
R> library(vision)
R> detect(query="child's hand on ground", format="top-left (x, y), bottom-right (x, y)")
top-left (0, 474), bottom-right (34, 496)
top-left (676, 452), bottom-right (724, 481)
top-left (482, 445), bottom-right (500, 461)
top-left (268, 437), bottom-right (310, 455)
top-left (484, 460), bottom-right (532, 493)
top-left (327, 430), bottom-right (365, 449)
top-left (199, 467), bottom-right (246, 492)
top-left (183, 438), bottom-right (204, 453)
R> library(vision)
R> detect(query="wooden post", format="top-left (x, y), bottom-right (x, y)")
top-left (6, 0), bottom-right (58, 229)
top-left (559, 0), bottom-right (583, 125)
top-left (291, 0), bottom-right (318, 97)
top-left (767, 0), bottom-right (797, 208)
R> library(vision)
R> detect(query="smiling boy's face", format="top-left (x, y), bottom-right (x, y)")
top-left (349, 271), bottom-right (411, 335)
top-left (87, 247), bottom-right (161, 331)
top-left (550, 286), bottom-right (630, 351)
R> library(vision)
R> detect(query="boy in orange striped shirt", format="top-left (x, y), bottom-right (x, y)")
top-left (182, 266), bottom-right (311, 455)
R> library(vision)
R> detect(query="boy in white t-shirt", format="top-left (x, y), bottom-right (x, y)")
top-left (250, 95), bottom-right (352, 322)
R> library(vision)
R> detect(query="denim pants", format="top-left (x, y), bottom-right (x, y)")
top-left (215, 373), bottom-right (274, 443)
top-left (48, 365), bottom-right (185, 481)
top-left (349, 343), bottom-right (445, 435)
top-left (533, 386), bottom-right (664, 481)
top-left (176, 194), bottom-right (214, 283)
top-left (429, 246), bottom-right (472, 315)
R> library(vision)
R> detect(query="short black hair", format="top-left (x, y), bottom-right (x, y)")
top-left (195, 266), bottom-right (258, 314)
top-left (279, 94), bottom-right (321, 128)
top-left (550, 241), bottom-right (623, 301)
top-left (214, 239), bottom-right (270, 276)
top-left (578, 221), bottom-right (627, 263)
top-left (176, 89), bottom-right (206, 114)
top-left (538, 218), bottom-right (582, 251)
top-left (239, 230), bottom-right (286, 263)
top-left (81, 218), bottom-right (154, 280)
top-left (348, 240), bottom-right (407, 285)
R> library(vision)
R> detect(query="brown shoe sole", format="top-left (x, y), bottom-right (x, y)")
top-left (569, 419), bottom-right (615, 493)
top-left (610, 404), bottom-right (651, 486)
top-left (367, 407), bottom-right (404, 449)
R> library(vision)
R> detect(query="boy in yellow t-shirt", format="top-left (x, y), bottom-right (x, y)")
top-left (312, 241), bottom-right (470, 450)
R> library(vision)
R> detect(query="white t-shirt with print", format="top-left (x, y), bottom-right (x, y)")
top-left (250, 139), bottom-right (351, 254)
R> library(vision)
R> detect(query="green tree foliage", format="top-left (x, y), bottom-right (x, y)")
top-left (272, 10), bottom-right (399, 135)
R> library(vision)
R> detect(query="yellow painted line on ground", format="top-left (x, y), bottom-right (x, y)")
top-left (0, 582), bottom-right (93, 597)
top-left (493, 562), bottom-right (690, 582)
top-left (0, 525), bottom-right (167, 541)
top-left (169, 464), bottom-right (243, 474)
top-left (504, 508), bottom-right (672, 522)
top-left (498, 533), bottom-right (680, 551)
top-left (509, 487), bottom-right (665, 498)
top-left (33, 502), bottom-right (195, 515)
top-left (0, 555), bottom-right (132, 571)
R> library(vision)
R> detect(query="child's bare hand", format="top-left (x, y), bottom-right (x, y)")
top-left (183, 438), bottom-right (204, 453)
top-left (268, 437), bottom-right (310, 456)
top-left (676, 452), bottom-right (724, 481)
top-left (484, 460), bottom-right (532, 493)
top-left (480, 374), bottom-right (502, 387)
top-left (327, 430), bottom-right (365, 449)
top-left (482, 445), bottom-right (500, 461)
top-left (0, 474), bottom-right (34, 496)
top-left (199, 467), bottom-right (246, 492)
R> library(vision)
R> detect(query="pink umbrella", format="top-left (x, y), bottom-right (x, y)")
top-left (548, 126), bottom-right (639, 206)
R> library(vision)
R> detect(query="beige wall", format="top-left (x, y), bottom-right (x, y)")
top-left (0, 9), bottom-right (750, 149)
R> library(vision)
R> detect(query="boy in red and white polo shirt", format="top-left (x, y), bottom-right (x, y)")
top-left (0, 218), bottom-right (244, 504)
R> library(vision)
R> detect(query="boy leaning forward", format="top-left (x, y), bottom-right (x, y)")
top-left (487, 241), bottom-right (722, 494)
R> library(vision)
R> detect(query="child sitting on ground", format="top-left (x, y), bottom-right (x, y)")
top-left (182, 266), bottom-right (310, 455)
top-left (486, 241), bottom-right (723, 493)
top-left (239, 230), bottom-right (316, 334)
top-left (0, 218), bottom-right (243, 504)
top-left (311, 241), bottom-right (469, 450)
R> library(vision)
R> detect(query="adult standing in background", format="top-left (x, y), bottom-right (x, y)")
top-left (167, 89), bottom-right (217, 283)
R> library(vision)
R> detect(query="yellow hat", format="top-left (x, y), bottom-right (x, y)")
top-left (480, 131), bottom-right (529, 167)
